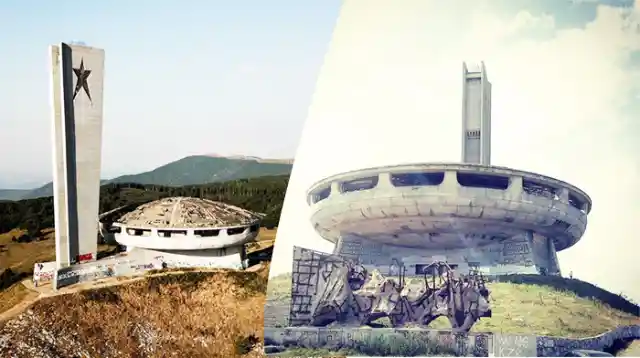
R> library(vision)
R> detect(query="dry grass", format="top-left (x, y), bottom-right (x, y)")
top-left (618, 339), bottom-right (640, 356)
top-left (0, 283), bottom-right (32, 314)
top-left (0, 229), bottom-right (116, 274)
top-left (246, 229), bottom-right (276, 254)
top-left (1, 267), bottom-right (270, 358)
top-left (0, 227), bottom-right (277, 316)
top-left (0, 227), bottom-right (281, 357)
top-left (0, 229), bottom-right (57, 273)
top-left (256, 228), bottom-right (276, 241)
top-left (267, 273), bottom-right (640, 338)
top-left (0, 228), bottom-right (118, 315)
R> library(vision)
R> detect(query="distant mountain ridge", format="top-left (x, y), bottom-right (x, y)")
top-left (0, 189), bottom-right (31, 201)
top-left (204, 153), bottom-right (294, 164)
top-left (0, 155), bottom-right (293, 201)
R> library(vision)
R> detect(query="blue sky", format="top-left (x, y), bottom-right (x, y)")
top-left (0, 0), bottom-right (340, 187)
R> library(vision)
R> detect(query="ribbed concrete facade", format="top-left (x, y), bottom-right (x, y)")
top-left (307, 163), bottom-right (590, 276)
top-left (50, 43), bottom-right (105, 269)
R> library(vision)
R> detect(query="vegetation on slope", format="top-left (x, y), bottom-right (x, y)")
top-left (266, 273), bottom-right (640, 338)
top-left (0, 174), bottom-right (288, 234)
top-left (5, 155), bottom-right (292, 200)
top-left (0, 228), bottom-right (121, 314)
top-left (0, 227), bottom-right (277, 315)
top-left (0, 268), bottom-right (270, 358)
top-left (108, 155), bottom-right (292, 187)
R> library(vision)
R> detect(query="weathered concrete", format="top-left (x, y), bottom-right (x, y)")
top-left (112, 197), bottom-right (262, 259)
top-left (115, 197), bottom-right (263, 228)
top-left (304, 163), bottom-right (591, 276)
top-left (264, 325), bottom-right (640, 357)
top-left (50, 43), bottom-right (105, 271)
top-left (462, 62), bottom-right (492, 166)
top-left (264, 326), bottom-right (491, 356)
top-left (307, 164), bottom-right (590, 252)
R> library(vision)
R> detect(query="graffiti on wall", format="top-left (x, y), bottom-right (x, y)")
top-left (493, 334), bottom-right (537, 357)
top-left (288, 246), bottom-right (492, 332)
top-left (338, 235), bottom-right (542, 275)
top-left (131, 263), bottom-right (156, 272)
top-left (76, 252), bottom-right (94, 263)
top-left (33, 262), bottom-right (56, 284)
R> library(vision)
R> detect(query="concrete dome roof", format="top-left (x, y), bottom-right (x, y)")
top-left (115, 197), bottom-right (264, 228)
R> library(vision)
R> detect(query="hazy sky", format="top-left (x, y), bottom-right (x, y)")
top-left (0, 0), bottom-right (340, 188)
top-left (271, 0), bottom-right (640, 303)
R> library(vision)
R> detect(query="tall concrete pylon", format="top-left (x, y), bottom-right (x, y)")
top-left (461, 61), bottom-right (492, 165)
top-left (49, 43), bottom-right (105, 281)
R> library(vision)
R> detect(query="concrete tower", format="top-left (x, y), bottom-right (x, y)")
top-left (49, 43), bottom-right (105, 271)
top-left (461, 62), bottom-right (492, 165)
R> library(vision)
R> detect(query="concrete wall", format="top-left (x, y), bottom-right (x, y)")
top-left (114, 227), bottom-right (258, 250)
top-left (264, 325), bottom-right (640, 357)
top-left (537, 325), bottom-right (640, 357)
top-left (335, 233), bottom-right (558, 276)
top-left (47, 246), bottom-right (246, 289)
top-left (309, 165), bottom-right (589, 252)
top-left (265, 327), bottom-right (493, 356)
top-left (55, 261), bottom-right (120, 289)
top-left (128, 246), bottom-right (246, 269)
top-left (50, 43), bottom-right (105, 268)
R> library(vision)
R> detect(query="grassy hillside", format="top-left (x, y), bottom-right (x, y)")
top-left (0, 227), bottom-right (277, 315)
top-left (4, 156), bottom-right (293, 200)
top-left (266, 273), bottom-right (640, 338)
top-left (0, 268), bottom-right (271, 358)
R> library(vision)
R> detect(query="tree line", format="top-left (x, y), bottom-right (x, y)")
top-left (0, 175), bottom-right (289, 235)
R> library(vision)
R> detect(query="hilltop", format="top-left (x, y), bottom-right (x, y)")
top-left (0, 155), bottom-right (293, 201)
top-left (0, 176), bottom-right (286, 313)
top-left (265, 273), bottom-right (639, 356)
top-left (0, 267), bottom-right (270, 358)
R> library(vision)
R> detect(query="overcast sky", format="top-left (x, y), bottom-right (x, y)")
top-left (0, 0), bottom-right (340, 188)
top-left (270, 0), bottom-right (640, 303)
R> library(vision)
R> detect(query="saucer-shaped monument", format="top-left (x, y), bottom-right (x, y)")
top-left (111, 197), bottom-right (264, 269)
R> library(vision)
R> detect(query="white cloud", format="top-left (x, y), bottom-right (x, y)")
top-left (270, 0), bottom-right (640, 303)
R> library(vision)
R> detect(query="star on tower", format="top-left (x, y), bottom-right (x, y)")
top-left (72, 58), bottom-right (92, 102)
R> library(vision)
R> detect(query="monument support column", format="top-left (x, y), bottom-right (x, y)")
top-left (50, 42), bottom-right (105, 289)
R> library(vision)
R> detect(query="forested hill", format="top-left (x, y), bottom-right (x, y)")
top-left (1, 155), bottom-right (293, 201)
top-left (0, 175), bottom-right (289, 234)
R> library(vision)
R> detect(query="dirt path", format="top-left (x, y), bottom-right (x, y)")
top-left (0, 289), bottom-right (40, 323)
